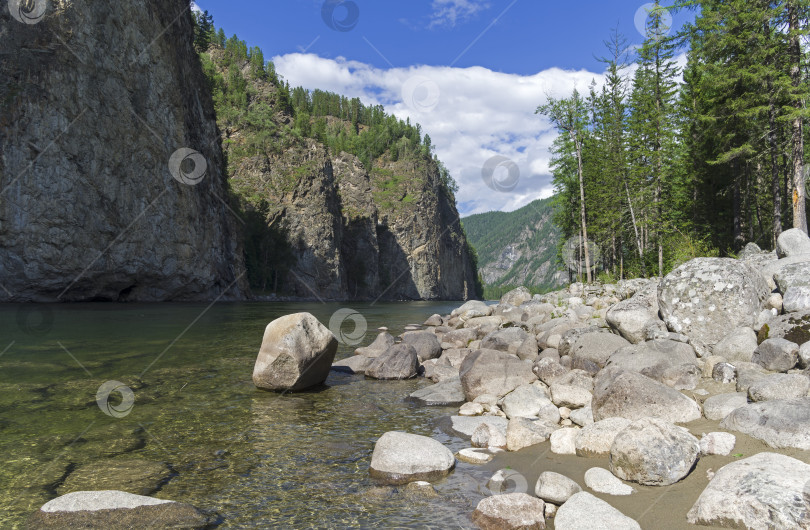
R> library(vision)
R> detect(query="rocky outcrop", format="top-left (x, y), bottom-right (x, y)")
top-left (0, 0), bottom-right (247, 301)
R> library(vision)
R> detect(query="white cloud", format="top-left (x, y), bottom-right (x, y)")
top-left (274, 53), bottom-right (606, 215)
top-left (429, 0), bottom-right (490, 28)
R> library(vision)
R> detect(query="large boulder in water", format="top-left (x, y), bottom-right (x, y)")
top-left (401, 331), bottom-right (441, 362)
top-left (369, 431), bottom-right (455, 485)
top-left (28, 491), bottom-right (209, 529)
top-left (592, 369), bottom-right (701, 423)
top-left (609, 418), bottom-right (700, 486)
top-left (365, 344), bottom-right (419, 380)
top-left (472, 493), bottom-right (546, 530)
top-left (355, 332), bottom-right (395, 358)
top-left (657, 258), bottom-right (770, 349)
top-left (252, 313), bottom-right (337, 391)
top-left (687, 452), bottom-right (810, 529)
top-left (459, 349), bottom-right (536, 401)
top-left (720, 397), bottom-right (810, 449)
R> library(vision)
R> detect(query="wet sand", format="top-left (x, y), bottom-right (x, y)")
top-left (485, 415), bottom-right (810, 529)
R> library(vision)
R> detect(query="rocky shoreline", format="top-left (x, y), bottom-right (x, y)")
top-left (335, 229), bottom-right (810, 529)
top-left (27, 230), bottom-right (810, 528)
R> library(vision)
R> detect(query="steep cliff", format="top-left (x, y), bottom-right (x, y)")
top-left (463, 197), bottom-right (566, 293)
top-left (0, 0), bottom-right (247, 301)
top-left (203, 41), bottom-right (477, 301)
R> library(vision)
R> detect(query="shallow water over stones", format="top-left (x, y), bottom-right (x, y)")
top-left (0, 301), bottom-right (498, 528)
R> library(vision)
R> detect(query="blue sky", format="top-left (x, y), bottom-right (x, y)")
top-left (193, 0), bottom-right (694, 215)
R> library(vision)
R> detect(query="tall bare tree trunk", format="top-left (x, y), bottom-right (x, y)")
top-left (768, 94), bottom-right (782, 242)
top-left (789, 1), bottom-right (808, 233)
top-left (574, 133), bottom-right (592, 283)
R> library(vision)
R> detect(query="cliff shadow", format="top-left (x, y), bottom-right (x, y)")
top-left (375, 224), bottom-right (419, 300)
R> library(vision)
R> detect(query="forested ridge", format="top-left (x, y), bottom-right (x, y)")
top-left (540, 0), bottom-right (810, 283)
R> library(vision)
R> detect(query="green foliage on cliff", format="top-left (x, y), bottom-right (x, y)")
top-left (463, 197), bottom-right (564, 296)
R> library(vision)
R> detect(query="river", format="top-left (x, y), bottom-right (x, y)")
top-left (0, 301), bottom-right (497, 528)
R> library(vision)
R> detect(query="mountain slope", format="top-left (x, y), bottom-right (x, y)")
top-left (463, 197), bottom-right (566, 293)
top-left (199, 32), bottom-right (478, 300)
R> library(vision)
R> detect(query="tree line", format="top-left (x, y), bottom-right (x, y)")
top-left (539, 0), bottom-right (810, 283)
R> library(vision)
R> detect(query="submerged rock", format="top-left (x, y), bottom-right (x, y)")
top-left (408, 378), bottom-right (466, 406)
top-left (252, 313), bottom-right (337, 391)
top-left (58, 459), bottom-right (171, 496)
top-left (369, 432), bottom-right (454, 485)
top-left (28, 491), bottom-right (209, 529)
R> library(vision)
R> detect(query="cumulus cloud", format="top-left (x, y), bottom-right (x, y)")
top-left (429, 0), bottom-right (490, 28)
top-left (274, 53), bottom-right (608, 215)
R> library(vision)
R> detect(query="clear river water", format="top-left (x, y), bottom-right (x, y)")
top-left (0, 301), bottom-right (499, 529)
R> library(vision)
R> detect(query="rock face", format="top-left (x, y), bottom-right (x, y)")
top-left (657, 258), bottom-right (770, 348)
top-left (369, 431), bottom-right (455, 485)
top-left (472, 493), bottom-right (546, 530)
top-left (592, 370), bottom-right (701, 423)
top-left (365, 344), bottom-right (419, 380)
top-left (0, 0), bottom-right (247, 302)
top-left (459, 349), bottom-right (536, 401)
top-left (609, 418), bottom-right (700, 486)
top-left (28, 491), bottom-right (209, 529)
top-left (252, 313), bottom-right (337, 391)
top-left (721, 398), bottom-right (810, 449)
top-left (554, 492), bottom-right (640, 530)
top-left (687, 453), bottom-right (810, 529)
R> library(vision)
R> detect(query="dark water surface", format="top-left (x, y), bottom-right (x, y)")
top-left (0, 302), bottom-right (494, 528)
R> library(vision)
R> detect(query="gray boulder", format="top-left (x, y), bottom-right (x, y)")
top-left (703, 392), bottom-right (748, 421)
top-left (459, 349), bottom-right (536, 401)
top-left (481, 327), bottom-right (530, 355)
top-left (699, 432), bottom-right (736, 456)
top-left (532, 357), bottom-right (568, 385)
top-left (516, 335), bottom-right (540, 361)
top-left (609, 417), bottom-right (700, 486)
top-left (783, 286), bottom-right (810, 313)
top-left (605, 340), bottom-right (699, 390)
top-left (736, 361), bottom-right (769, 392)
top-left (765, 255), bottom-right (810, 292)
top-left (401, 331), bottom-right (441, 362)
top-left (424, 314), bottom-right (443, 327)
top-left (501, 383), bottom-right (557, 421)
top-left (28, 491), bottom-right (209, 529)
top-left (446, 415), bottom-right (509, 438)
top-left (472, 493), bottom-right (545, 530)
top-left (567, 332), bottom-right (631, 372)
top-left (408, 377), bottom-right (465, 406)
top-left (721, 397), bottom-right (810, 449)
top-left (747, 373), bottom-right (810, 402)
top-left (550, 428), bottom-right (579, 455)
top-left (605, 283), bottom-right (661, 344)
top-left (252, 313), bottom-right (337, 391)
top-left (712, 327), bottom-right (758, 362)
top-left (452, 300), bottom-right (493, 320)
top-left (365, 344), bottom-right (419, 380)
top-left (331, 355), bottom-right (371, 375)
top-left (658, 258), bottom-right (770, 348)
top-left (575, 417), bottom-right (632, 457)
top-left (554, 492), bottom-right (640, 530)
top-left (369, 431), bottom-right (455, 485)
top-left (712, 362), bottom-right (736, 384)
top-left (550, 383), bottom-right (592, 409)
top-left (687, 452), bottom-right (810, 529)
top-left (506, 418), bottom-right (557, 451)
top-left (584, 468), bottom-right (634, 496)
top-left (592, 369), bottom-right (701, 423)
top-left (472, 422), bottom-right (507, 449)
top-left (500, 286), bottom-right (533, 307)
top-left (751, 338), bottom-right (799, 372)
top-left (800, 342), bottom-right (810, 368)
top-left (441, 328), bottom-right (477, 349)
top-left (355, 332), bottom-right (395, 358)
top-left (534, 471), bottom-right (582, 504)
top-left (776, 227), bottom-right (810, 258)
top-left (570, 406), bottom-right (594, 427)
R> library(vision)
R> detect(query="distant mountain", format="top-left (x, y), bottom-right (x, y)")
top-left (463, 197), bottom-right (567, 294)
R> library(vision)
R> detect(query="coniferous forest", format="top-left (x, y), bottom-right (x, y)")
top-left (539, 0), bottom-right (810, 282)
